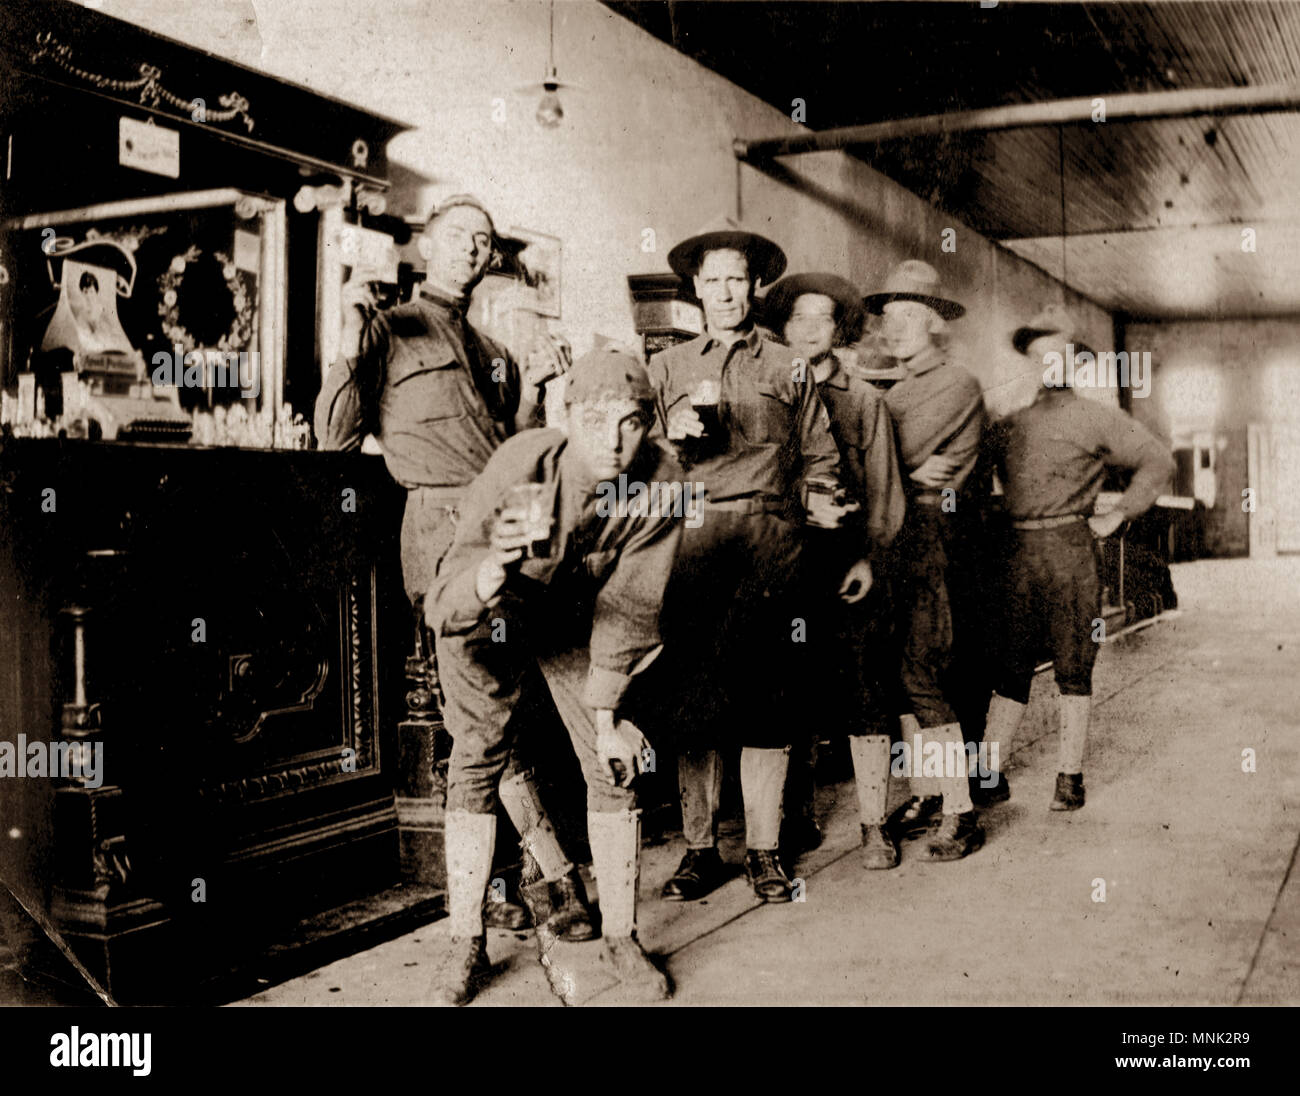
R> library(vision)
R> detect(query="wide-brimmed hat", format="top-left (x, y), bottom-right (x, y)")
top-left (762, 272), bottom-right (863, 339)
top-left (667, 215), bottom-right (787, 286)
top-left (1012, 302), bottom-right (1081, 355)
top-left (862, 260), bottom-right (965, 320)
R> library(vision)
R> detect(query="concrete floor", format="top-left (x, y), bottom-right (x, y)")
top-left (239, 557), bottom-right (1300, 1007)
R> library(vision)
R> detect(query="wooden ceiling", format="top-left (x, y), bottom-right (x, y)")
top-left (605, 1), bottom-right (1300, 320)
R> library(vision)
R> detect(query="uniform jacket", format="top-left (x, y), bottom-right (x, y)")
top-left (816, 348), bottom-right (906, 555)
top-left (987, 387), bottom-right (1175, 521)
top-left (313, 286), bottom-right (533, 489)
top-left (426, 428), bottom-right (685, 711)
top-left (646, 326), bottom-right (841, 505)
top-left (883, 343), bottom-right (986, 495)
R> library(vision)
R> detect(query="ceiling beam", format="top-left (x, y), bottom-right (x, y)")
top-left (734, 83), bottom-right (1300, 160)
top-left (1002, 218), bottom-right (1299, 242)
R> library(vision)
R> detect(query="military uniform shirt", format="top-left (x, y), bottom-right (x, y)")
top-left (988, 388), bottom-right (1175, 521)
top-left (883, 344), bottom-right (985, 492)
top-left (314, 286), bottom-right (526, 488)
top-left (815, 349), bottom-right (906, 554)
top-left (646, 326), bottom-right (841, 504)
top-left (427, 428), bottom-right (685, 711)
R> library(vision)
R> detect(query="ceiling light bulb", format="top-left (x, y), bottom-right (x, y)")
top-left (536, 87), bottom-right (563, 128)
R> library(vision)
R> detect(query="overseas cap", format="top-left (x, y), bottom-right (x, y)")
top-left (564, 345), bottom-right (655, 405)
top-left (426, 193), bottom-right (497, 236)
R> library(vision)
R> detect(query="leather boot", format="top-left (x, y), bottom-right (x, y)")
top-left (433, 810), bottom-right (496, 1004)
top-left (482, 892), bottom-right (530, 930)
top-left (896, 794), bottom-right (943, 837)
top-left (547, 870), bottom-right (597, 942)
top-left (744, 848), bottom-right (794, 902)
top-left (482, 857), bottom-right (529, 930)
top-left (429, 934), bottom-right (491, 1007)
top-left (517, 846), bottom-right (596, 942)
top-left (660, 846), bottom-right (727, 901)
top-left (1051, 772), bottom-right (1086, 811)
top-left (971, 771), bottom-right (1011, 807)
top-left (860, 823), bottom-right (900, 870)
top-left (925, 810), bottom-right (985, 861)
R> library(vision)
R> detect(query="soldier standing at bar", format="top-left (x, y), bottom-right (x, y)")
top-left (314, 194), bottom-right (594, 940)
top-left (648, 218), bottom-right (849, 904)
top-left (425, 347), bottom-right (683, 1004)
top-left (863, 260), bottom-right (987, 861)
top-left (766, 272), bottom-right (907, 869)
top-left (982, 304), bottom-right (1174, 810)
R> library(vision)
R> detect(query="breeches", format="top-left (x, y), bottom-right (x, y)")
top-left (438, 613), bottom-right (636, 815)
top-left (887, 505), bottom-right (975, 729)
top-left (650, 507), bottom-right (804, 751)
top-left (994, 522), bottom-right (1101, 704)
top-left (798, 533), bottom-right (897, 739)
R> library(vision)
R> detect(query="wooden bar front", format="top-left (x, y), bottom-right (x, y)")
top-left (0, 438), bottom-right (409, 1000)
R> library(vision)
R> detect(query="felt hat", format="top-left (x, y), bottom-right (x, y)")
top-left (862, 259), bottom-right (965, 320)
top-left (667, 215), bottom-right (787, 286)
top-left (762, 272), bottom-right (863, 337)
top-left (1012, 302), bottom-right (1081, 355)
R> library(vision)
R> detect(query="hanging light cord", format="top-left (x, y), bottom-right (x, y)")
top-left (1057, 124), bottom-right (1069, 298)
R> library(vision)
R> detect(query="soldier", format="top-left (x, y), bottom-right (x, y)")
top-left (766, 272), bottom-right (907, 869)
top-left (425, 347), bottom-right (683, 1004)
top-left (983, 304), bottom-right (1175, 810)
top-left (863, 260), bottom-right (987, 862)
top-left (314, 194), bottom-right (593, 941)
top-left (648, 218), bottom-right (850, 904)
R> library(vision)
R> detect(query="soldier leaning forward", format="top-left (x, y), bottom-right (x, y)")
top-left (425, 347), bottom-right (684, 1004)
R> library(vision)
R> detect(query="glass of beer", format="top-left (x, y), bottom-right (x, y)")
top-left (503, 482), bottom-right (552, 558)
top-left (690, 379), bottom-right (721, 436)
top-left (804, 475), bottom-right (847, 529)
top-left (524, 332), bottom-right (570, 388)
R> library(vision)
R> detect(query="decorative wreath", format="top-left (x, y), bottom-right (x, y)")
top-left (157, 245), bottom-right (255, 353)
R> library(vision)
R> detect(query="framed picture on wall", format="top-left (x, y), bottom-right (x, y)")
top-left (471, 273), bottom-right (548, 366)
top-left (509, 227), bottom-right (562, 318)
